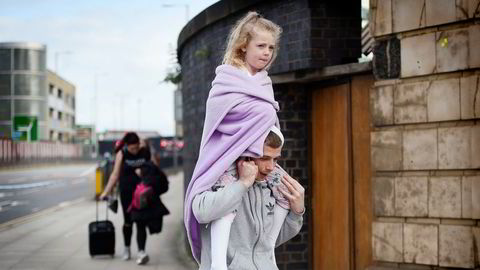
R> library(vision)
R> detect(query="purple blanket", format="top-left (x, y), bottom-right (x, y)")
top-left (184, 64), bottom-right (280, 262)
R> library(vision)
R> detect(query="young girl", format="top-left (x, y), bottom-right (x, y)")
top-left (184, 11), bottom-right (290, 269)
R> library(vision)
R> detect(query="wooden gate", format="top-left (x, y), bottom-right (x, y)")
top-left (311, 75), bottom-right (373, 270)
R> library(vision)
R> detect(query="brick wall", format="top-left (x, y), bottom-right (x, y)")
top-left (178, 0), bottom-right (361, 268)
top-left (274, 84), bottom-right (311, 270)
top-left (370, 0), bottom-right (480, 268)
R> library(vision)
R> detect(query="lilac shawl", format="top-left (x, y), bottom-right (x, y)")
top-left (184, 64), bottom-right (280, 262)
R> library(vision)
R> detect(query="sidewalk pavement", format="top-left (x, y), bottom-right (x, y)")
top-left (0, 170), bottom-right (198, 270)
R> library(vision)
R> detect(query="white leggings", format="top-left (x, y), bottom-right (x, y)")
top-left (210, 205), bottom-right (289, 270)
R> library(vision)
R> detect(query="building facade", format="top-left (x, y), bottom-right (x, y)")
top-left (370, 0), bottom-right (480, 269)
top-left (0, 42), bottom-right (77, 143)
top-left (0, 42), bottom-right (48, 140)
top-left (47, 70), bottom-right (76, 142)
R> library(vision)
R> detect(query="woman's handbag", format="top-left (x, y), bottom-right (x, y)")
top-left (108, 192), bottom-right (118, 213)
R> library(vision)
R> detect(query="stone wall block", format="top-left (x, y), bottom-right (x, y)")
top-left (436, 28), bottom-right (469, 73)
top-left (426, 0), bottom-right (456, 26)
top-left (471, 176), bottom-right (480, 218)
top-left (438, 127), bottom-right (470, 169)
top-left (456, 0), bottom-right (471, 20)
top-left (428, 177), bottom-right (462, 218)
top-left (469, 24), bottom-right (480, 68)
top-left (468, 0), bottom-right (480, 18)
top-left (403, 129), bottom-right (437, 170)
top-left (460, 75), bottom-right (480, 119)
top-left (373, 0), bottom-right (392, 36)
top-left (401, 33), bottom-right (436, 77)
top-left (395, 177), bottom-right (428, 217)
top-left (427, 78), bottom-right (460, 122)
top-left (462, 176), bottom-right (473, 218)
top-left (473, 227), bottom-right (480, 267)
top-left (439, 225), bottom-right (474, 268)
top-left (403, 223), bottom-right (438, 265)
top-left (392, 0), bottom-right (426, 32)
top-left (374, 177), bottom-right (395, 216)
top-left (373, 222), bottom-right (403, 262)
top-left (371, 85), bottom-right (394, 126)
top-left (371, 130), bottom-right (402, 171)
top-left (472, 126), bottom-right (480, 168)
top-left (394, 81), bottom-right (428, 124)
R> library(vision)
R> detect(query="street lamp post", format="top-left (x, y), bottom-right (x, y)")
top-left (161, 3), bottom-right (190, 168)
top-left (93, 73), bottom-right (108, 132)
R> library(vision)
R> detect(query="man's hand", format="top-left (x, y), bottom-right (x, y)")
top-left (279, 174), bottom-right (305, 215)
top-left (237, 160), bottom-right (258, 188)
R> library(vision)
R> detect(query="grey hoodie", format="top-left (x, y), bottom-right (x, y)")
top-left (192, 176), bottom-right (304, 270)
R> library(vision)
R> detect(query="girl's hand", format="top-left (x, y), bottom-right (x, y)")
top-left (135, 168), bottom-right (142, 177)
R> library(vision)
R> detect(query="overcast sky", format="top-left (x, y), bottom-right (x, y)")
top-left (0, 0), bottom-right (218, 136)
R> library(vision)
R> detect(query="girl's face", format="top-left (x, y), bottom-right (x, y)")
top-left (243, 29), bottom-right (275, 75)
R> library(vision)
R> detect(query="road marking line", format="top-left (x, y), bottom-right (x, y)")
top-left (0, 180), bottom-right (56, 190)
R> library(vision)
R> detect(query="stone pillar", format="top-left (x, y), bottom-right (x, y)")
top-left (370, 0), bottom-right (480, 268)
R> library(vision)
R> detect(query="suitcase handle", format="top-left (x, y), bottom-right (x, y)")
top-left (96, 198), bottom-right (109, 222)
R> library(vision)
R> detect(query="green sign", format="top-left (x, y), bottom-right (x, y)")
top-left (13, 116), bottom-right (38, 141)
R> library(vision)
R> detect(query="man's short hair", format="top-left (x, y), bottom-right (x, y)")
top-left (265, 131), bottom-right (282, 148)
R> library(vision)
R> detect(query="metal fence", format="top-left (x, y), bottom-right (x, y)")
top-left (0, 139), bottom-right (94, 165)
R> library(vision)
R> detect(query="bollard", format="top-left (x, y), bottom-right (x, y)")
top-left (95, 166), bottom-right (104, 197)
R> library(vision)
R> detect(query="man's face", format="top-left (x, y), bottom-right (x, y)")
top-left (253, 144), bottom-right (282, 181)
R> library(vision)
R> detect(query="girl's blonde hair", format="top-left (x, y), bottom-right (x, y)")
top-left (222, 11), bottom-right (283, 71)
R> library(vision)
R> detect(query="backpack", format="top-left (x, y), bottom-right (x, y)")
top-left (127, 182), bottom-right (154, 212)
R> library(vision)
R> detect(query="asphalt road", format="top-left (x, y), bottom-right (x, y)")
top-left (0, 163), bottom-right (98, 224)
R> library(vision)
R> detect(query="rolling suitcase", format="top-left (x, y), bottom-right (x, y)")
top-left (89, 199), bottom-right (115, 257)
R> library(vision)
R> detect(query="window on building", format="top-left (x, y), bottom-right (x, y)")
top-left (49, 84), bottom-right (54, 95)
top-left (0, 100), bottom-right (11, 121)
top-left (50, 130), bottom-right (55, 140)
top-left (0, 74), bottom-right (11, 96)
top-left (0, 49), bottom-right (11, 71)
top-left (14, 74), bottom-right (45, 96)
top-left (14, 49), bottom-right (46, 71)
top-left (58, 88), bottom-right (62, 99)
top-left (49, 108), bottom-right (54, 119)
top-left (58, 132), bottom-right (63, 141)
top-left (58, 111), bottom-right (62, 120)
top-left (72, 97), bottom-right (75, 109)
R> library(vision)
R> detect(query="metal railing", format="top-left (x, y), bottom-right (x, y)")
top-left (0, 138), bottom-right (94, 166)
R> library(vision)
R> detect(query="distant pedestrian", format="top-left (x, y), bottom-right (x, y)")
top-left (100, 132), bottom-right (152, 265)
